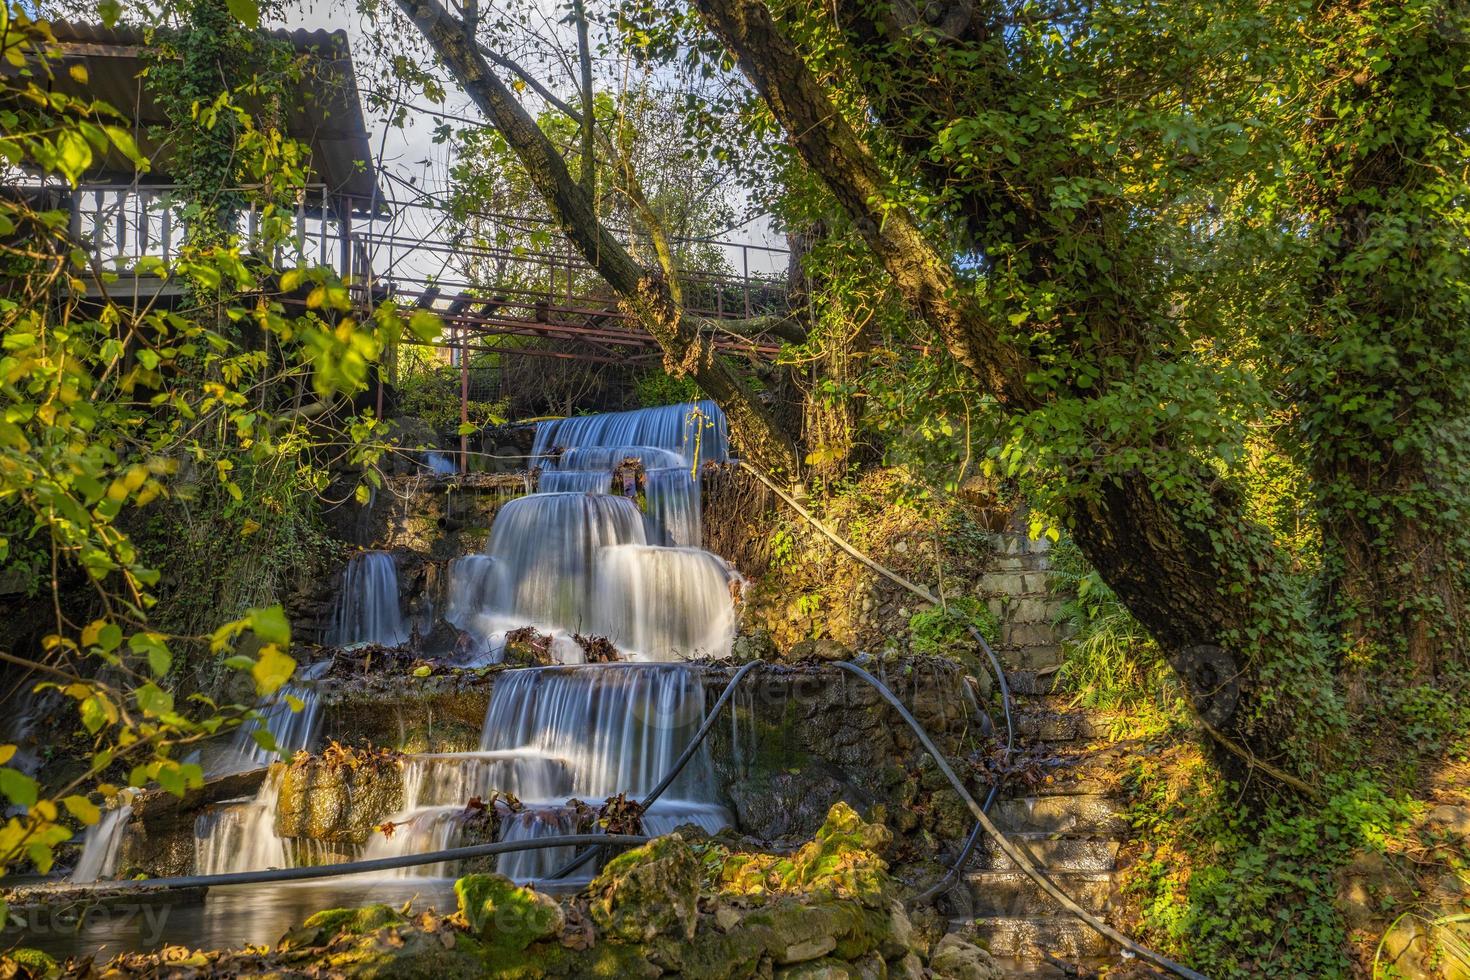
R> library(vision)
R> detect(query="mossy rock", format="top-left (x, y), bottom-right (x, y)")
top-left (275, 757), bottom-right (406, 844)
top-left (279, 903), bottom-right (410, 950)
top-left (454, 873), bottom-right (564, 953)
top-left (589, 833), bottom-right (702, 942)
top-left (0, 948), bottom-right (58, 979)
top-left (321, 928), bottom-right (490, 979)
top-left (718, 803), bottom-right (893, 907)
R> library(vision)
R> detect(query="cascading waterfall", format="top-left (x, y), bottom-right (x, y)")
top-left (480, 666), bottom-right (715, 799)
top-left (594, 546), bottom-right (738, 658)
top-left (72, 805), bottom-right (133, 883)
top-left (182, 403), bottom-right (739, 888)
top-left (531, 401), bottom-right (728, 468)
top-left (327, 551), bottom-right (408, 648)
top-left (214, 661), bottom-right (331, 774)
top-left (446, 401), bottom-right (739, 661)
top-left (194, 772), bottom-right (288, 875)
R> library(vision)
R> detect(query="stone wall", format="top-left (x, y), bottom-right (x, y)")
top-left (321, 472), bottom-right (529, 556)
top-left (702, 657), bottom-right (985, 856)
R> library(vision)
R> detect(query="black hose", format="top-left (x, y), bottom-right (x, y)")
top-left (829, 661), bottom-right (1208, 980)
top-left (911, 624), bottom-right (1013, 905)
top-left (57, 834), bottom-right (650, 892)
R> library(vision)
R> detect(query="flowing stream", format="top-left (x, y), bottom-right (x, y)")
top-left (65, 402), bottom-right (741, 951)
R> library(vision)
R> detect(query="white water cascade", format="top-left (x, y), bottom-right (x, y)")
top-left (213, 660), bottom-right (332, 775)
top-left (447, 401), bottom-right (740, 662)
top-left (72, 805), bottom-right (133, 883)
top-left (175, 403), bottom-right (738, 888)
top-left (362, 663), bottom-right (730, 882)
top-left (327, 551), bottom-right (408, 648)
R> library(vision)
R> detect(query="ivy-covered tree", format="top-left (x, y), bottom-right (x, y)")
top-left (392, 0), bottom-right (1470, 795)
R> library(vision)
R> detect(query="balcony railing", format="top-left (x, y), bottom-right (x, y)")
top-left (58, 182), bottom-right (373, 285)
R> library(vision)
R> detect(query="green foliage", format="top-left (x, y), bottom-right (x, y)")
top-left (395, 351), bottom-right (507, 436)
top-left (0, 5), bottom-right (437, 876)
top-left (907, 597), bottom-right (998, 655)
top-left (633, 368), bottom-right (700, 408)
top-left (1049, 541), bottom-right (1172, 711)
top-left (1126, 753), bottom-right (1413, 978)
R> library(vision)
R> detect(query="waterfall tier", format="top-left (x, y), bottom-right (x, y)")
top-left (532, 401), bottom-right (728, 467)
top-left (327, 551), bottom-right (408, 648)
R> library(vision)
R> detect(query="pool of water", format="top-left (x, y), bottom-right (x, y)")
top-left (5, 878), bottom-right (459, 962)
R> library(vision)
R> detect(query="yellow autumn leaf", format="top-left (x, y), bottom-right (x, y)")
top-left (251, 644), bottom-right (296, 697)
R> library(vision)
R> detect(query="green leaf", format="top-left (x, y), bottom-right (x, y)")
top-left (408, 309), bottom-right (442, 342)
top-left (0, 768), bottom-right (38, 808)
top-left (103, 126), bottom-right (144, 166)
top-left (225, 0), bottom-right (260, 27)
top-left (130, 632), bottom-right (172, 677)
top-left (56, 130), bottom-right (92, 185)
top-left (247, 605), bottom-right (291, 645)
top-left (136, 682), bottom-right (174, 717)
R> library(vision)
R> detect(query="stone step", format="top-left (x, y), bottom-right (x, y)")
top-left (961, 915), bottom-right (1115, 960)
top-left (983, 955), bottom-right (1119, 978)
top-left (967, 870), bottom-right (1114, 916)
top-left (990, 796), bottom-right (1127, 836)
top-left (979, 834), bottom-right (1119, 873)
top-left (1014, 711), bottom-right (1081, 742)
top-left (1004, 671), bottom-right (1061, 696)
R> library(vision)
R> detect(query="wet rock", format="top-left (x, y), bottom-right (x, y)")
top-left (788, 638), bottom-right (851, 662)
top-left (275, 756), bottom-right (405, 845)
top-left (117, 768), bottom-right (269, 877)
top-left (732, 628), bottom-right (778, 662)
top-left (929, 934), bottom-right (1003, 979)
top-left (416, 618), bottom-right (478, 659)
top-left (776, 958), bottom-right (855, 978)
top-left (728, 770), bottom-right (869, 842)
top-left (282, 903), bottom-right (409, 948)
top-left (320, 678), bottom-right (492, 753)
top-left (589, 833), bottom-right (702, 942)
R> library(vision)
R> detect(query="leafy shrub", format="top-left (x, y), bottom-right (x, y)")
top-left (908, 596), bottom-right (1000, 653)
top-left (633, 367), bottom-right (701, 407)
top-left (1049, 540), bottom-right (1171, 710)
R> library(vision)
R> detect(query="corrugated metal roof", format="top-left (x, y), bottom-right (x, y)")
top-left (41, 22), bottom-right (384, 214)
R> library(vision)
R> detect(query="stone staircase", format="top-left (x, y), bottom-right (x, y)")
top-left (947, 671), bottom-right (1133, 977)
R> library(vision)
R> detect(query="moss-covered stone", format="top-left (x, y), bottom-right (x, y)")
top-left (454, 873), bottom-right (564, 953)
top-left (1, 947), bottom-right (58, 979)
top-left (279, 903), bottom-right (411, 950)
top-left (275, 756), bottom-right (405, 844)
top-left (589, 833), bottom-right (702, 942)
top-left (719, 803), bottom-right (893, 907)
top-left (306, 903), bottom-right (410, 936)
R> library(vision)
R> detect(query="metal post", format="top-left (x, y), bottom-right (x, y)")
top-left (339, 201), bottom-right (352, 284)
top-left (460, 324), bottom-right (471, 475)
top-left (743, 245), bottom-right (751, 317)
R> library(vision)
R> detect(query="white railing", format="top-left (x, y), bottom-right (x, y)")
top-left (60, 183), bottom-right (373, 284)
